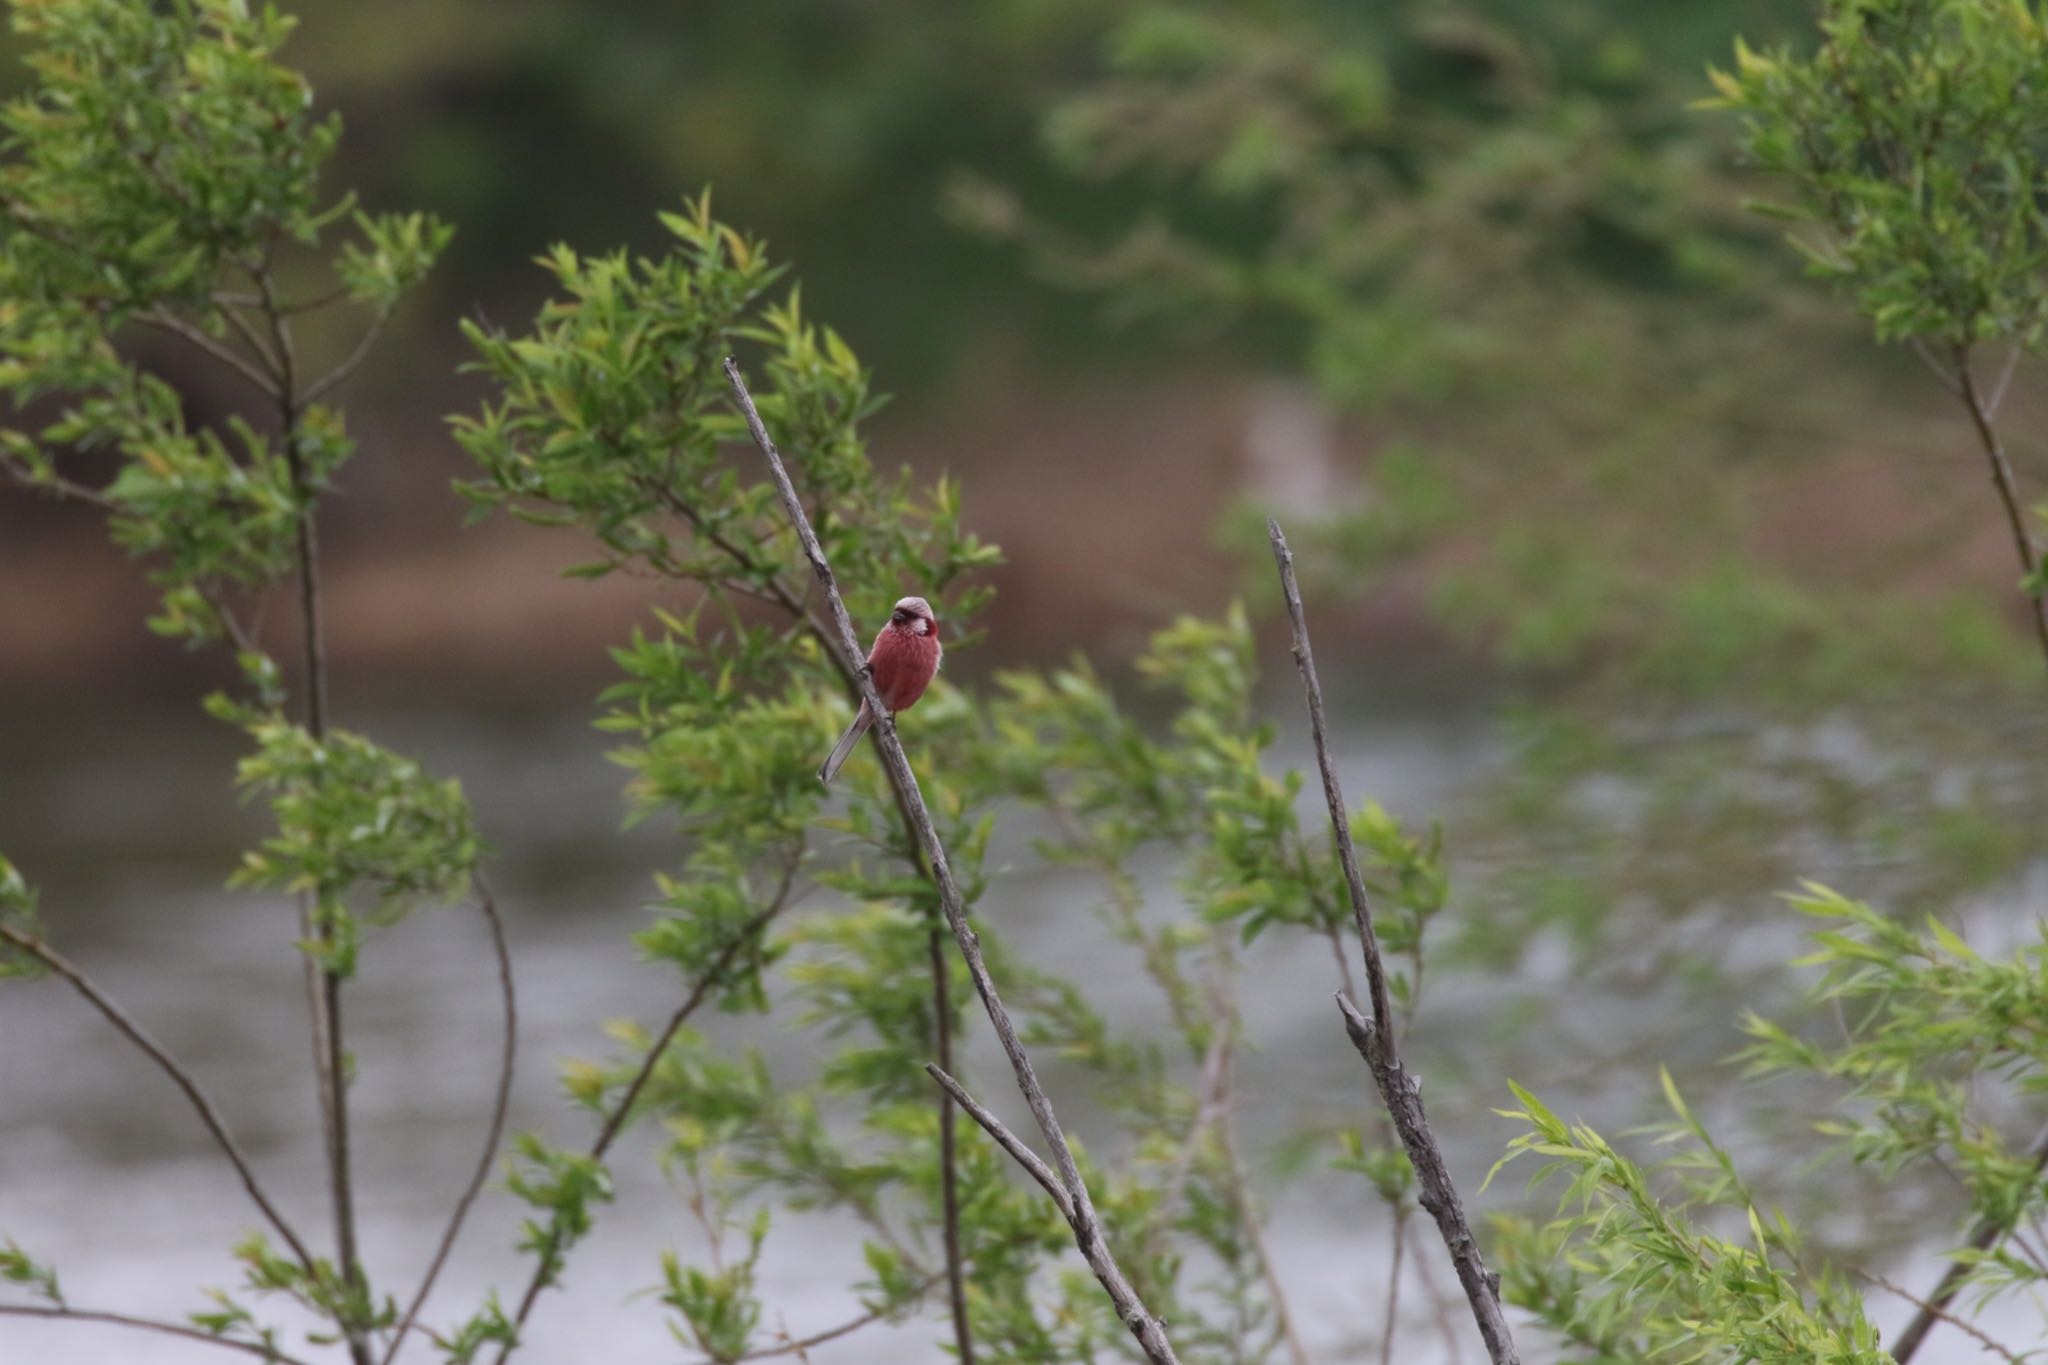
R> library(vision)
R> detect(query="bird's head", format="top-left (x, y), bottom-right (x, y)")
top-left (889, 595), bottom-right (938, 639)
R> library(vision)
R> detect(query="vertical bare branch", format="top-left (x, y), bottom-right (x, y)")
top-left (1268, 518), bottom-right (1520, 1365)
top-left (926, 920), bottom-right (975, 1365)
top-left (726, 355), bottom-right (1183, 1364)
top-left (381, 874), bottom-right (518, 1365)
top-left (257, 260), bottom-right (370, 1365)
top-left (0, 924), bottom-right (316, 1271)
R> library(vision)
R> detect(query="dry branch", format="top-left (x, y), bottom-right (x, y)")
top-left (0, 923), bottom-right (316, 1271)
top-left (1267, 518), bottom-right (1520, 1365)
top-left (0, 1303), bottom-right (316, 1365)
top-left (725, 355), bottom-right (1182, 1364)
top-left (925, 1064), bottom-right (1075, 1222)
top-left (382, 874), bottom-right (518, 1365)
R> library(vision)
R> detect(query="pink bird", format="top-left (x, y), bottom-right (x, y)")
top-left (819, 595), bottom-right (943, 784)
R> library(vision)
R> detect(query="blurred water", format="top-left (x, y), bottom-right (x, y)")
top-left (0, 695), bottom-right (2018, 1363)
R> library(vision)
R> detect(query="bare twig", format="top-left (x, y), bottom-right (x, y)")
top-left (1984, 344), bottom-right (2023, 420)
top-left (1952, 346), bottom-right (2048, 676)
top-left (133, 308), bottom-right (279, 399)
top-left (215, 301), bottom-right (283, 383)
top-left (727, 355), bottom-right (1181, 1364)
top-left (0, 459), bottom-right (114, 508)
top-left (1908, 338), bottom-right (1964, 398)
top-left (1890, 1121), bottom-right (2048, 1364)
top-left (381, 874), bottom-right (517, 1365)
top-left (1268, 518), bottom-right (1519, 1365)
top-left (302, 313), bottom-right (389, 407)
top-left (925, 1064), bottom-right (1074, 1223)
top-left (1866, 1268), bottom-right (2024, 1364)
top-left (0, 925), bottom-right (315, 1271)
top-left (0, 1303), bottom-right (316, 1365)
top-left (1381, 1211), bottom-right (1408, 1365)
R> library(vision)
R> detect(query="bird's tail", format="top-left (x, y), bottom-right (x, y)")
top-left (819, 699), bottom-right (875, 785)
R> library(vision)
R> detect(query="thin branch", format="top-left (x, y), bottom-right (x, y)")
top-left (727, 355), bottom-right (1180, 1364)
top-left (1269, 518), bottom-right (1519, 1365)
top-left (926, 920), bottom-right (975, 1365)
top-left (0, 1303), bottom-right (316, 1365)
top-left (1268, 523), bottom-right (1397, 1055)
top-left (1890, 1121), bottom-right (2048, 1364)
top-left (0, 924), bottom-right (316, 1270)
top-left (381, 874), bottom-right (517, 1365)
top-left (1908, 338), bottom-right (1964, 398)
top-left (925, 1064), bottom-right (1074, 1223)
top-left (492, 877), bottom-right (798, 1364)
top-left (1984, 344), bottom-right (2023, 420)
top-left (302, 312), bottom-right (389, 407)
top-left (722, 1302), bottom-right (902, 1364)
top-left (133, 309), bottom-right (279, 400)
top-left (215, 301), bottom-right (283, 384)
top-left (1381, 1210), bottom-right (1408, 1365)
top-left (0, 458), bottom-right (114, 508)
top-left (1866, 1268), bottom-right (2023, 1365)
top-left (258, 253), bottom-right (371, 1365)
top-left (1952, 346), bottom-right (2048, 677)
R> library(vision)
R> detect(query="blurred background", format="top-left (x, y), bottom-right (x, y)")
top-left (6, 0), bottom-right (2048, 1360)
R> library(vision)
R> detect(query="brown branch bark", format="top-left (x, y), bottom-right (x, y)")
top-left (926, 1064), bottom-right (1074, 1223)
top-left (926, 919), bottom-right (975, 1365)
top-left (726, 355), bottom-right (1182, 1364)
top-left (1268, 518), bottom-right (1519, 1365)
top-left (261, 258), bottom-right (372, 1365)
top-left (1953, 346), bottom-right (2048, 676)
top-left (0, 1303), bottom-right (316, 1365)
top-left (130, 309), bottom-right (281, 399)
top-left (0, 924), bottom-right (316, 1271)
top-left (1890, 1122), bottom-right (2048, 1364)
top-left (381, 874), bottom-right (517, 1365)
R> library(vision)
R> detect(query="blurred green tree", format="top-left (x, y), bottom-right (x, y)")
top-left (963, 0), bottom-right (2048, 1053)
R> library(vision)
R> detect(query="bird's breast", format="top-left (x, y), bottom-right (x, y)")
top-left (870, 628), bottom-right (941, 712)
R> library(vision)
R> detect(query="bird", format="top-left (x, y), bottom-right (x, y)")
top-left (819, 595), bottom-right (943, 784)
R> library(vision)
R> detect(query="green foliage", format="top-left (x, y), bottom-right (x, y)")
top-left (1739, 887), bottom-right (2048, 1313)
top-left (217, 1234), bottom-right (392, 1348)
top-left (0, 1239), bottom-right (60, 1306)
top-left (0, 0), bottom-right (462, 1355)
top-left (452, 191), bottom-right (997, 636)
top-left (505, 1135), bottom-right (614, 1295)
top-left (0, 854), bottom-right (41, 980)
top-left (0, 0), bottom-right (335, 315)
top-left (219, 708), bottom-right (479, 976)
top-left (0, 0), bottom-right (450, 645)
top-left (1711, 0), bottom-right (2048, 351)
top-left (1494, 1073), bottom-right (1886, 1364)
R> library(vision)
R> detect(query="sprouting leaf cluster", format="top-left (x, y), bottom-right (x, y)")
top-left (221, 708), bottom-right (480, 976)
top-left (1739, 886), bottom-right (2048, 1316)
top-left (1710, 0), bottom-right (2048, 352)
top-left (1493, 1072), bottom-right (1886, 1364)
